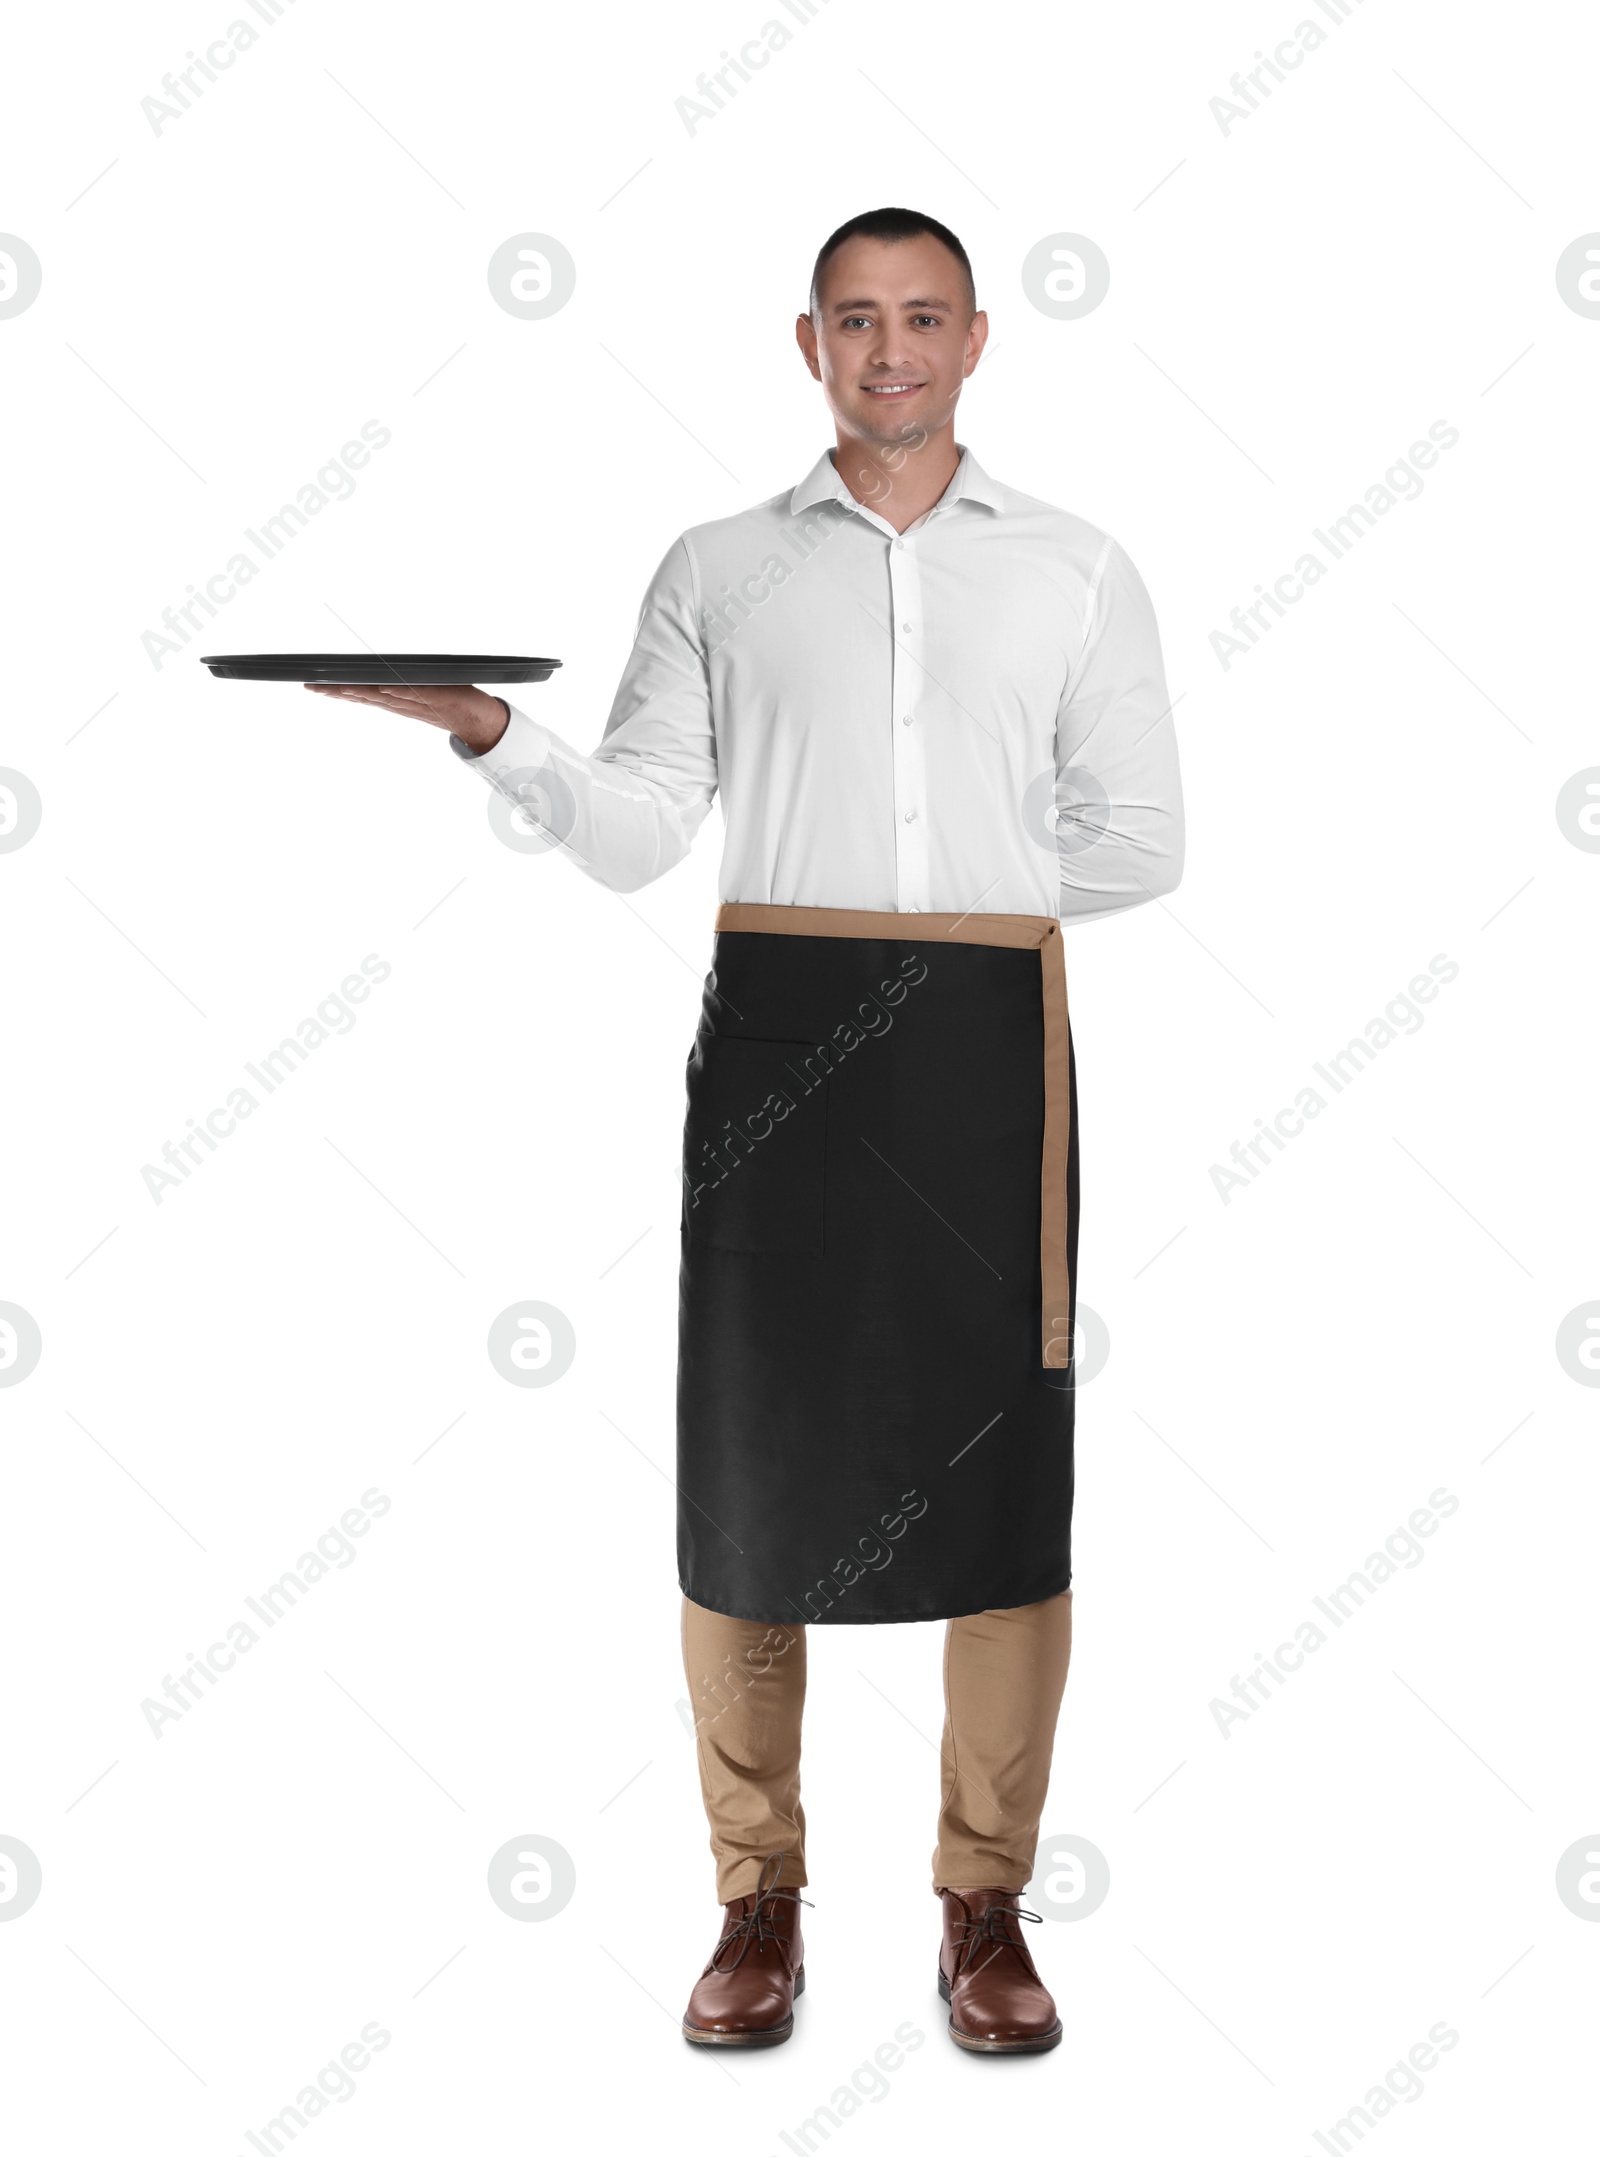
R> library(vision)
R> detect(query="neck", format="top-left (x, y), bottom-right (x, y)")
top-left (829, 424), bottom-right (961, 533)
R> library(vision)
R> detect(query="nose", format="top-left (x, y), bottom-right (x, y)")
top-left (865, 327), bottom-right (915, 373)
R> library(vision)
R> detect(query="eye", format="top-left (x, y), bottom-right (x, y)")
top-left (912, 314), bottom-right (940, 328)
top-left (842, 314), bottom-right (871, 329)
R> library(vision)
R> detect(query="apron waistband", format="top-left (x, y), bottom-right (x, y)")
top-left (712, 903), bottom-right (1072, 1370)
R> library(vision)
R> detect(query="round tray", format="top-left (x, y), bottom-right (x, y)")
top-left (201, 653), bottom-right (562, 684)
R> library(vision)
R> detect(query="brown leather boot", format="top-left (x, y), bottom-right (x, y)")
top-left (682, 1853), bottom-right (809, 2047)
top-left (937, 1887), bottom-right (1062, 2053)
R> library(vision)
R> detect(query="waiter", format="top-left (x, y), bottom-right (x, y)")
top-left (311, 206), bottom-right (1184, 2056)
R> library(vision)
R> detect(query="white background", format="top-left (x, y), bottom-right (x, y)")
top-left (2, 0), bottom-right (1596, 2149)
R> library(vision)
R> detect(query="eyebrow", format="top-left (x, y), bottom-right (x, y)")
top-left (829, 296), bottom-right (954, 313)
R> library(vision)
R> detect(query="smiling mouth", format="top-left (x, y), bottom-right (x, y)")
top-left (862, 382), bottom-right (923, 396)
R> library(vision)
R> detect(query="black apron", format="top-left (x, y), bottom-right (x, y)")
top-left (676, 905), bottom-right (1077, 1626)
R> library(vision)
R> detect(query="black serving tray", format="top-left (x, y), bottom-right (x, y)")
top-left (201, 653), bottom-right (562, 684)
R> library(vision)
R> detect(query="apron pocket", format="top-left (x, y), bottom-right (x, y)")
top-left (681, 1034), bottom-right (829, 1254)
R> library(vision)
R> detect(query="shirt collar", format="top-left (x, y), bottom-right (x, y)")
top-left (788, 442), bottom-right (1006, 520)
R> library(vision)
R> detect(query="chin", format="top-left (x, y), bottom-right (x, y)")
top-left (849, 401), bottom-right (926, 443)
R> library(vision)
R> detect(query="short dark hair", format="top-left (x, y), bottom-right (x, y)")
top-left (809, 207), bottom-right (976, 318)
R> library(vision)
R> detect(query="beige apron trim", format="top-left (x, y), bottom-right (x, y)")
top-left (713, 903), bottom-right (1072, 1371)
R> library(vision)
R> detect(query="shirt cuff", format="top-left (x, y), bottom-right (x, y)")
top-left (448, 702), bottom-right (555, 800)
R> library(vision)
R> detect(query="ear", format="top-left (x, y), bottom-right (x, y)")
top-left (963, 309), bottom-right (990, 377)
top-left (795, 311), bottom-right (823, 381)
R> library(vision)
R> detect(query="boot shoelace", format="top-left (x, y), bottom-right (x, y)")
top-left (950, 1897), bottom-right (1043, 1984)
top-left (710, 1852), bottom-right (813, 1974)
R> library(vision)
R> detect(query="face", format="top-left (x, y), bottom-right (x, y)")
top-left (797, 232), bottom-right (987, 448)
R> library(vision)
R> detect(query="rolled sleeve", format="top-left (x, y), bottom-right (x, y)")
top-left (1053, 537), bottom-right (1185, 922)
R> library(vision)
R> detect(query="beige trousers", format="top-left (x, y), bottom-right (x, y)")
top-left (681, 1591), bottom-right (1073, 1903)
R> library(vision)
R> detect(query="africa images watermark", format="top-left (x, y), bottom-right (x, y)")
top-left (1301, 2021), bottom-right (1460, 2155)
top-left (141, 421), bottom-right (392, 669)
top-left (141, 954), bottom-right (392, 1204)
top-left (765, 2022), bottom-right (926, 2156)
top-left (683, 952), bottom-right (930, 1213)
top-left (1209, 0), bottom-right (1368, 137)
top-left (700, 408), bottom-right (952, 655)
top-left (700, 499), bottom-right (851, 654)
top-left (237, 2021), bottom-right (391, 2156)
top-left (677, 1488), bottom-right (931, 1735)
top-left (1210, 421), bottom-right (1460, 670)
top-left (679, 1621), bottom-right (801, 1737)
top-left (1209, 953), bottom-right (1459, 1204)
top-left (675, 0), bottom-right (833, 135)
top-left (141, 0), bottom-right (300, 135)
top-left (787, 1489), bottom-right (930, 1623)
top-left (141, 1488), bottom-right (392, 1739)
top-left (1209, 1486), bottom-right (1460, 1739)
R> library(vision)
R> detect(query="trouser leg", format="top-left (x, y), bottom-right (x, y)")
top-left (681, 1596), bottom-right (807, 1902)
top-left (932, 1590), bottom-right (1073, 1892)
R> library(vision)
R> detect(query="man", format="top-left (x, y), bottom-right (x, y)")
top-left (310, 207), bottom-right (1184, 2054)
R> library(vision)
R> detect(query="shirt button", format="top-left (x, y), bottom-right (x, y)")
top-left (900, 621), bottom-right (912, 631)
top-left (903, 809), bottom-right (917, 823)
top-left (900, 714), bottom-right (913, 727)
top-left (893, 538), bottom-right (904, 549)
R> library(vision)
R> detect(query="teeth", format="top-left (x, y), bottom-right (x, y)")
top-left (866, 384), bottom-right (917, 393)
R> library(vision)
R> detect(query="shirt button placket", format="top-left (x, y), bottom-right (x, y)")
top-left (891, 534), bottom-right (929, 913)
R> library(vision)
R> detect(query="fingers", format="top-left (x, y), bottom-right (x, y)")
top-left (304, 683), bottom-right (422, 698)
top-left (304, 683), bottom-right (429, 713)
top-left (305, 684), bottom-right (383, 710)
top-left (303, 683), bottom-right (489, 735)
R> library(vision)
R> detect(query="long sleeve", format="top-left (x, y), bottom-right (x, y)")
top-left (451, 537), bottom-right (718, 893)
top-left (1052, 537), bottom-right (1185, 922)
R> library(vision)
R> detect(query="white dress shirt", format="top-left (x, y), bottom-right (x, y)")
top-left (452, 445), bottom-right (1184, 922)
